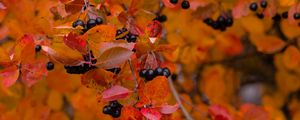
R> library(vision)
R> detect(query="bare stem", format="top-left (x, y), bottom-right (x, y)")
top-left (168, 77), bottom-right (194, 120)
top-left (128, 59), bottom-right (138, 92)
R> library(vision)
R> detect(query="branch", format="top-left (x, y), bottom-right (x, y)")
top-left (128, 59), bottom-right (138, 92)
top-left (168, 77), bottom-right (194, 120)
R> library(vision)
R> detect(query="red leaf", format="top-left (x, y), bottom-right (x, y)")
top-left (160, 103), bottom-right (179, 114)
top-left (96, 47), bottom-right (133, 69)
top-left (146, 21), bottom-right (162, 38)
top-left (21, 60), bottom-right (48, 87)
top-left (140, 108), bottom-right (162, 120)
top-left (208, 104), bottom-right (233, 120)
top-left (63, 32), bottom-right (87, 53)
top-left (102, 85), bottom-right (132, 101)
top-left (240, 104), bottom-right (270, 120)
top-left (232, 0), bottom-right (251, 18)
top-left (0, 65), bottom-right (19, 88)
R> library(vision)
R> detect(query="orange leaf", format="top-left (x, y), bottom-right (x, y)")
top-left (0, 65), bottom-right (19, 88)
top-left (119, 106), bottom-right (144, 120)
top-left (81, 68), bottom-right (114, 87)
top-left (253, 36), bottom-right (286, 54)
top-left (208, 104), bottom-right (233, 120)
top-left (232, 0), bottom-right (251, 18)
top-left (283, 45), bottom-right (300, 69)
top-left (142, 76), bottom-right (170, 105)
top-left (102, 85), bottom-right (132, 101)
top-left (240, 104), bottom-right (270, 120)
top-left (96, 47), bottom-right (133, 69)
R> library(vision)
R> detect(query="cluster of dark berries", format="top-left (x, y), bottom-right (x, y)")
top-left (72, 17), bottom-right (103, 33)
top-left (64, 51), bottom-right (97, 74)
top-left (249, 1), bottom-right (268, 19)
top-left (35, 45), bottom-right (42, 52)
top-left (103, 101), bottom-right (123, 118)
top-left (203, 15), bottom-right (233, 31)
top-left (106, 68), bottom-right (121, 74)
top-left (139, 67), bottom-right (171, 81)
top-left (115, 28), bottom-right (138, 43)
top-left (169, 0), bottom-right (190, 9)
top-left (153, 14), bottom-right (167, 23)
top-left (46, 61), bottom-right (54, 71)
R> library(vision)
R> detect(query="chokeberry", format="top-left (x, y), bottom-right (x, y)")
top-left (116, 29), bottom-right (122, 36)
top-left (162, 67), bottom-right (171, 77)
top-left (35, 45), bottom-right (41, 52)
top-left (181, 0), bottom-right (190, 9)
top-left (145, 69), bottom-right (155, 81)
top-left (170, 0), bottom-right (178, 4)
top-left (272, 13), bottom-right (281, 21)
top-left (294, 13), bottom-right (300, 19)
top-left (217, 16), bottom-right (226, 25)
top-left (171, 74), bottom-right (177, 81)
top-left (109, 101), bottom-right (122, 108)
top-left (103, 106), bottom-right (112, 114)
top-left (203, 18), bottom-right (214, 26)
top-left (47, 61), bottom-right (54, 71)
top-left (126, 34), bottom-right (137, 43)
top-left (87, 19), bottom-right (97, 29)
top-left (139, 69), bottom-right (147, 77)
top-left (154, 15), bottom-right (167, 23)
top-left (249, 3), bottom-right (258, 11)
top-left (212, 22), bottom-right (220, 29)
top-left (154, 67), bottom-right (164, 76)
top-left (225, 17), bottom-right (233, 27)
top-left (256, 13), bottom-right (264, 19)
top-left (260, 1), bottom-right (268, 8)
top-left (72, 19), bottom-right (85, 28)
top-left (96, 17), bottom-right (103, 25)
top-left (111, 109), bottom-right (121, 118)
top-left (282, 11), bottom-right (288, 19)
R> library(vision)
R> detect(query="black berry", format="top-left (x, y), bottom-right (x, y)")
top-left (154, 67), bottom-right (164, 76)
top-left (139, 69), bottom-right (147, 78)
top-left (96, 17), bottom-right (103, 25)
top-left (225, 17), bottom-right (233, 27)
top-left (170, 0), bottom-right (178, 4)
top-left (72, 19), bottom-right (85, 28)
top-left (203, 18), bottom-right (214, 26)
top-left (154, 15), bottom-right (167, 23)
top-left (212, 22), bottom-right (220, 29)
top-left (256, 13), bottom-right (264, 19)
top-left (126, 34), bottom-right (137, 43)
top-left (282, 11), bottom-right (288, 19)
top-left (217, 16), bottom-right (226, 25)
top-left (249, 3), bottom-right (258, 11)
top-left (162, 67), bottom-right (171, 77)
top-left (46, 61), bottom-right (54, 71)
top-left (272, 13), bottom-right (281, 21)
top-left (181, 0), bottom-right (190, 9)
top-left (103, 106), bottom-right (112, 114)
top-left (87, 19), bottom-right (97, 29)
top-left (171, 74), bottom-right (177, 81)
top-left (294, 13), bottom-right (300, 19)
top-left (145, 69), bottom-right (155, 81)
top-left (35, 45), bottom-right (41, 52)
top-left (111, 109), bottom-right (121, 118)
top-left (260, 1), bottom-right (268, 8)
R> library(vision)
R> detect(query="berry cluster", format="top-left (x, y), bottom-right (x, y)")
top-left (203, 15), bottom-right (233, 31)
top-left (35, 45), bottom-right (42, 52)
top-left (46, 61), bottom-right (55, 71)
top-left (72, 17), bottom-right (103, 33)
top-left (103, 101), bottom-right (123, 118)
top-left (153, 14), bottom-right (167, 23)
top-left (115, 28), bottom-right (138, 43)
top-left (139, 67), bottom-right (171, 81)
top-left (249, 1), bottom-right (268, 19)
top-left (64, 51), bottom-right (97, 74)
top-left (169, 0), bottom-right (190, 9)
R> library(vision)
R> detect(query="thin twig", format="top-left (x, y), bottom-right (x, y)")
top-left (168, 77), bottom-right (194, 120)
top-left (128, 59), bottom-right (138, 92)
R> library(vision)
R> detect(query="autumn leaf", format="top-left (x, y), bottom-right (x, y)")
top-left (252, 36), bottom-right (286, 54)
top-left (21, 60), bottom-right (48, 87)
top-left (140, 108), bottom-right (162, 120)
top-left (0, 65), bottom-right (19, 88)
top-left (240, 104), bottom-right (270, 120)
top-left (63, 32), bottom-right (87, 53)
top-left (81, 68), bottom-right (114, 87)
top-left (102, 85), bottom-right (132, 101)
top-left (160, 103), bottom-right (179, 114)
top-left (119, 106), bottom-right (144, 120)
top-left (208, 104), bottom-right (233, 120)
top-left (96, 47), bottom-right (133, 69)
top-left (98, 41), bottom-right (135, 54)
top-left (85, 25), bottom-right (117, 44)
top-left (282, 45), bottom-right (300, 70)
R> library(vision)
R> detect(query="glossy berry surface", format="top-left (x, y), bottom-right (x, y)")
top-left (181, 0), bottom-right (190, 9)
top-left (35, 45), bottom-right (41, 52)
top-left (294, 13), bottom-right (300, 19)
top-left (170, 0), bottom-right (178, 4)
top-left (225, 17), bottom-right (233, 27)
top-left (217, 16), bottom-right (225, 24)
top-left (139, 69), bottom-right (147, 78)
top-left (282, 11), bottom-right (288, 19)
top-left (154, 15), bottom-right (167, 23)
top-left (103, 101), bottom-right (123, 118)
top-left (162, 67), bottom-right (171, 77)
top-left (72, 19), bottom-right (85, 28)
top-left (256, 13), bottom-right (264, 19)
top-left (145, 69), bottom-right (155, 81)
top-left (154, 67), bottom-right (164, 76)
top-left (95, 17), bottom-right (103, 25)
top-left (260, 1), bottom-right (268, 8)
top-left (47, 62), bottom-right (54, 71)
top-left (249, 3), bottom-right (258, 11)
top-left (203, 18), bottom-right (214, 26)
top-left (87, 19), bottom-right (97, 29)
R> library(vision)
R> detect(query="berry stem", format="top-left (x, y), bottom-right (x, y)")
top-left (167, 77), bottom-right (194, 120)
top-left (128, 59), bottom-right (138, 92)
